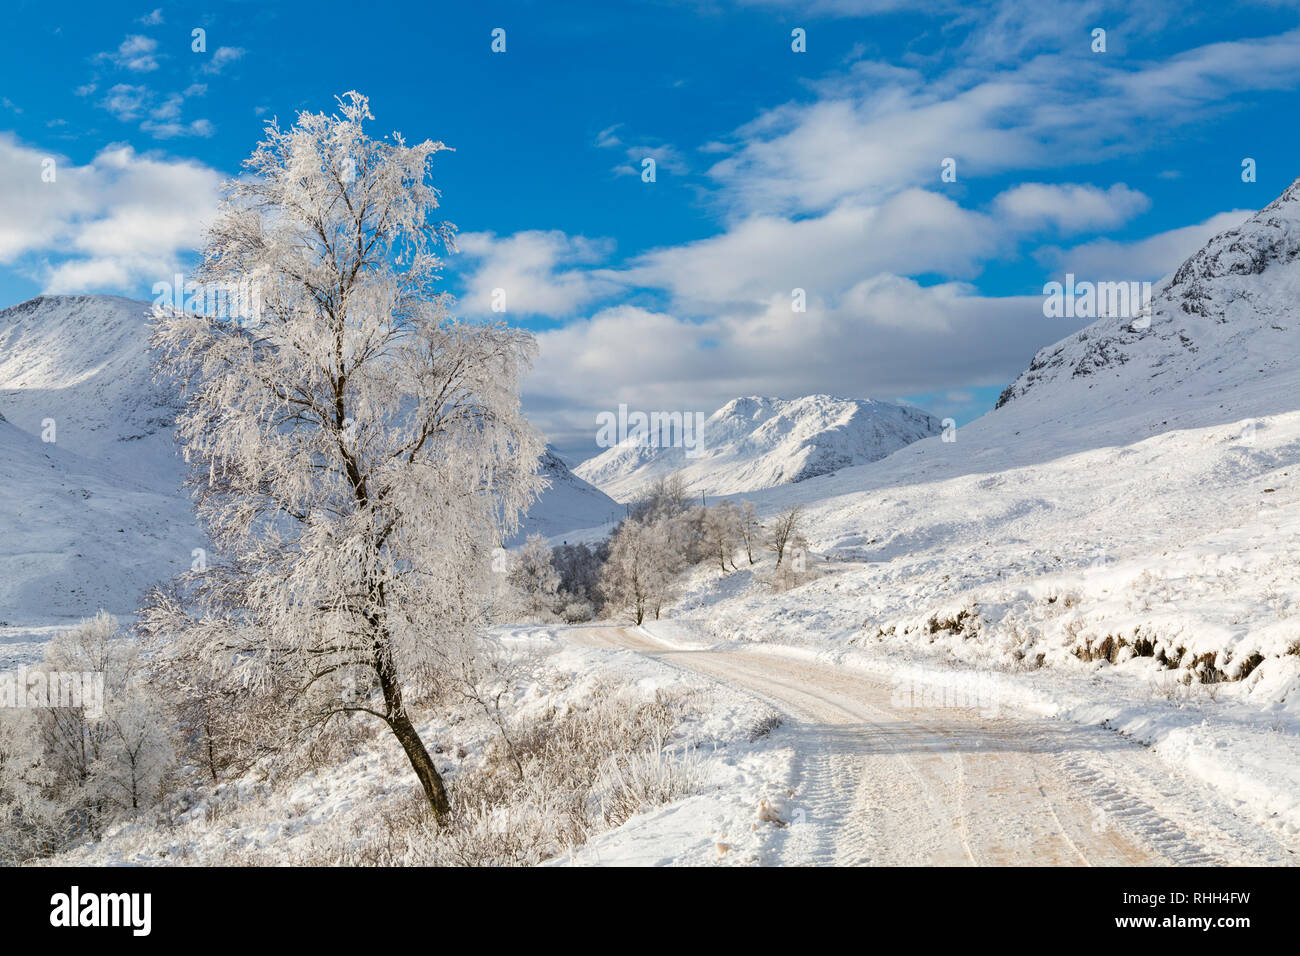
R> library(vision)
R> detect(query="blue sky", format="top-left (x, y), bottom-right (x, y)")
top-left (3, 0), bottom-right (1299, 459)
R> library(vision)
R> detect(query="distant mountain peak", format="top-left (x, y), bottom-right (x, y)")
top-left (575, 394), bottom-right (941, 500)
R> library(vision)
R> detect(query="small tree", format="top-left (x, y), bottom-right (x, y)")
top-left (96, 685), bottom-right (175, 813)
top-left (772, 532), bottom-right (815, 592)
top-left (738, 501), bottom-right (761, 565)
top-left (551, 540), bottom-right (607, 622)
top-left (509, 534), bottom-right (561, 620)
top-left (630, 472), bottom-right (689, 523)
top-left (702, 500), bottom-right (742, 573)
top-left (767, 504), bottom-right (805, 567)
top-left (0, 708), bottom-right (63, 864)
top-left (144, 93), bottom-right (543, 820)
top-left (599, 519), bottom-right (682, 625)
top-left (600, 521), bottom-right (652, 625)
top-left (157, 636), bottom-right (277, 784)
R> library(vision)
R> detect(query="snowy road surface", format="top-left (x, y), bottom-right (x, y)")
top-left (571, 626), bottom-right (1298, 866)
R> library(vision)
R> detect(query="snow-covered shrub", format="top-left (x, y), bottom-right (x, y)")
top-left (596, 738), bottom-right (707, 827)
top-left (321, 678), bottom-right (701, 866)
top-left (558, 598), bottom-right (596, 623)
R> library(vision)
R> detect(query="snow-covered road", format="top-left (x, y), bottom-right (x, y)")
top-left (571, 626), bottom-right (1298, 866)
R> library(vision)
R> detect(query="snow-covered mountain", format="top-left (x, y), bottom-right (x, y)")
top-left (997, 176), bottom-right (1300, 421)
top-left (574, 394), bottom-right (942, 501)
top-left (646, 181), bottom-right (1300, 834)
top-left (0, 295), bottom-right (618, 626)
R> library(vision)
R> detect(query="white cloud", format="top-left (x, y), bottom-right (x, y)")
top-left (140, 116), bottom-right (215, 139)
top-left (97, 82), bottom-right (213, 139)
top-left (993, 183), bottom-right (1151, 234)
top-left (99, 83), bottom-right (150, 121)
top-left (453, 229), bottom-right (620, 318)
top-left (705, 29), bottom-right (1300, 218)
top-left (100, 34), bottom-right (161, 72)
top-left (594, 124), bottom-right (623, 149)
top-left (596, 123), bottom-right (686, 176)
top-left (615, 188), bottom-right (999, 311)
top-left (613, 143), bottom-right (687, 177)
top-left (0, 133), bottom-right (222, 293)
top-left (201, 47), bottom-right (246, 75)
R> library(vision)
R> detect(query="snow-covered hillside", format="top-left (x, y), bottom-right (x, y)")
top-left (0, 415), bottom-right (200, 628)
top-left (509, 447), bottom-right (621, 545)
top-left (0, 296), bottom-right (197, 629)
top-left (574, 394), bottom-right (941, 501)
top-left (0, 295), bottom-right (182, 486)
top-left (672, 179), bottom-right (1300, 675)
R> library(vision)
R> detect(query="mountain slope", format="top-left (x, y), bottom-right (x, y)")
top-left (0, 415), bottom-right (199, 626)
top-left (659, 177), bottom-right (1300, 711)
top-left (0, 294), bottom-right (182, 488)
top-left (996, 177), bottom-right (1300, 423)
top-left (0, 296), bottom-right (198, 624)
top-left (510, 447), bottom-right (621, 545)
top-left (574, 394), bottom-right (941, 501)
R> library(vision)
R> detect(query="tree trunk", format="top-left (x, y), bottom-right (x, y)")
top-left (387, 706), bottom-right (451, 819)
top-left (375, 651), bottom-right (450, 819)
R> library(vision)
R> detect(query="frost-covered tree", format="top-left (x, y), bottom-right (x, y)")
top-left (156, 631), bottom-right (275, 784)
top-left (630, 472), bottom-right (689, 523)
top-left (0, 709), bottom-right (59, 863)
top-left (600, 522), bottom-right (652, 625)
top-left (772, 532), bottom-right (814, 591)
top-left (551, 541), bottom-right (607, 616)
top-left (509, 534), bottom-right (561, 620)
top-left (144, 93), bottom-right (543, 819)
top-left (38, 612), bottom-right (172, 820)
top-left (600, 519), bottom-right (682, 624)
top-left (96, 685), bottom-right (175, 813)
